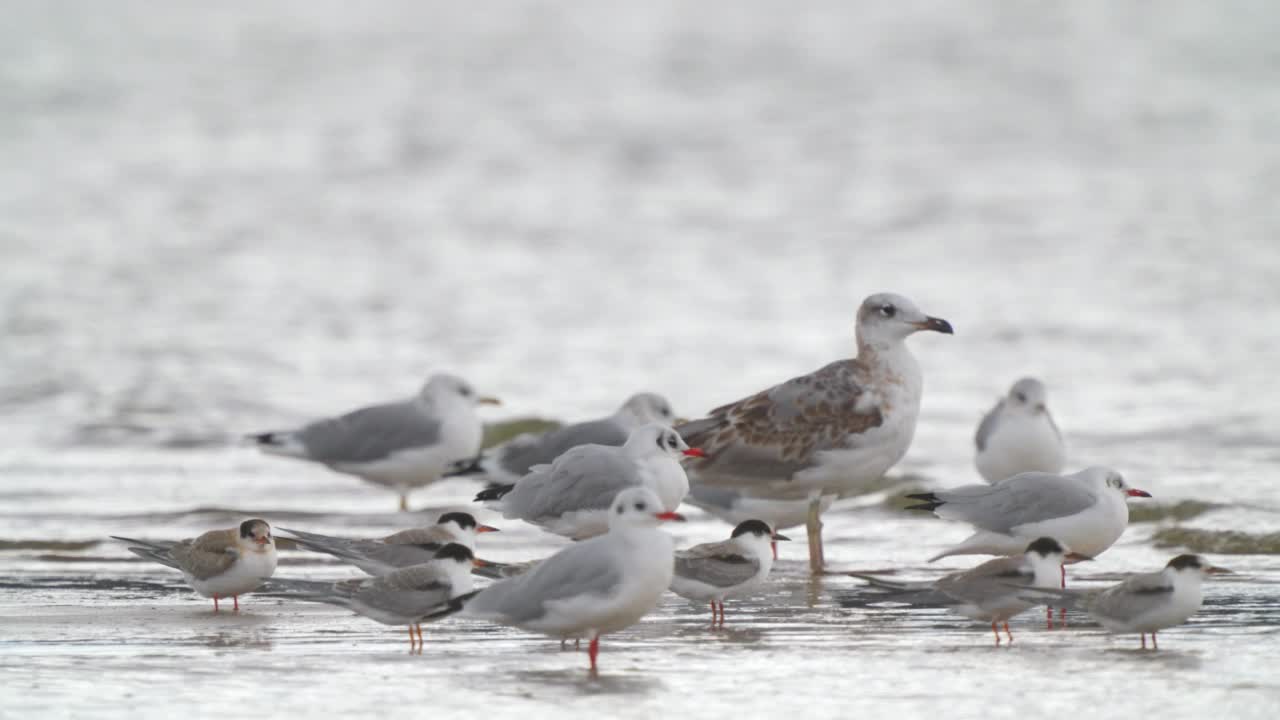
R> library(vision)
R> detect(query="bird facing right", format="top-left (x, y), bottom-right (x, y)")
top-left (670, 519), bottom-right (789, 627)
top-left (974, 377), bottom-right (1066, 483)
top-left (1017, 554), bottom-right (1231, 649)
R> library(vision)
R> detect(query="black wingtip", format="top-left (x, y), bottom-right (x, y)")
top-left (245, 431), bottom-right (278, 444)
top-left (903, 493), bottom-right (942, 513)
top-left (445, 456), bottom-right (486, 477)
top-left (474, 483), bottom-right (516, 503)
top-left (419, 590), bottom-right (482, 621)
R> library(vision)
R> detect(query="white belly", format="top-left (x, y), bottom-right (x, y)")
top-left (187, 547), bottom-right (277, 599)
top-left (637, 457), bottom-right (690, 511)
top-left (976, 416), bottom-right (1066, 483)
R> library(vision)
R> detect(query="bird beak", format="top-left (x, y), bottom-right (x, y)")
top-left (477, 396), bottom-right (502, 406)
top-left (682, 448), bottom-right (706, 458)
top-left (912, 316), bottom-right (954, 334)
top-left (1035, 404), bottom-right (1047, 413)
top-left (1125, 489), bottom-right (1153, 498)
top-left (1207, 566), bottom-right (1233, 575)
top-left (255, 537), bottom-right (270, 546)
top-left (473, 558), bottom-right (489, 568)
top-left (772, 532), bottom-right (791, 542)
top-left (477, 525), bottom-right (500, 533)
top-left (1064, 552), bottom-right (1093, 563)
top-left (655, 511), bottom-right (686, 522)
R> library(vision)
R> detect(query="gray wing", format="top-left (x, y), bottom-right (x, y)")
top-left (684, 485), bottom-right (743, 513)
top-left (1085, 571), bottom-right (1175, 624)
top-left (295, 401), bottom-right (441, 464)
top-left (465, 540), bottom-right (623, 625)
top-left (677, 359), bottom-right (882, 493)
top-left (283, 528), bottom-right (441, 570)
top-left (113, 536), bottom-right (181, 571)
top-left (974, 399), bottom-right (1005, 452)
top-left (935, 555), bottom-right (1035, 607)
top-left (674, 543), bottom-right (760, 589)
top-left (495, 418), bottom-right (628, 477)
top-left (933, 473), bottom-right (1098, 534)
top-left (500, 445), bottom-right (637, 520)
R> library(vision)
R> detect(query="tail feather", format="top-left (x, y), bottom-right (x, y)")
top-left (903, 492), bottom-right (943, 513)
top-left (1012, 586), bottom-right (1086, 610)
top-left (247, 430), bottom-right (307, 457)
top-left (474, 483), bottom-right (516, 503)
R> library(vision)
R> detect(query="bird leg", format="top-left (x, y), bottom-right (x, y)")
top-left (1141, 633), bottom-right (1147, 650)
top-left (709, 602), bottom-right (717, 628)
top-left (806, 496), bottom-right (825, 574)
top-left (1046, 606), bottom-right (1054, 630)
top-left (398, 493), bottom-right (409, 512)
top-left (991, 621), bottom-right (1001, 645)
top-left (1151, 632), bottom-right (1158, 650)
top-left (233, 595), bottom-right (240, 613)
top-left (1004, 622), bottom-right (1013, 644)
top-left (415, 623), bottom-right (424, 652)
top-left (213, 595), bottom-right (220, 613)
top-left (408, 625), bottom-right (415, 650)
top-left (587, 636), bottom-right (600, 675)
top-left (718, 601), bottom-right (726, 628)
top-left (560, 638), bottom-right (568, 650)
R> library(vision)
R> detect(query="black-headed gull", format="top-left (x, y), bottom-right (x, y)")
top-left (475, 424), bottom-right (700, 539)
top-left (461, 487), bottom-right (683, 674)
top-left (669, 519), bottom-right (788, 627)
top-left (975, 377), bottom-right (1066, 483)
top-left (249, 373), bottom-right (499, 511)
top-left (268, 543), bottom-right (480, 651)
top-left (678, 292), bottom-right (953, 572)
top-left (280, 512), bottom-right (498, 576)
top-left (1018, 554), bottom-right (1231, 649)
top-left (112, 519), bottom-right (277, 612)
top-left (450, 392), bottom-right (676, 482)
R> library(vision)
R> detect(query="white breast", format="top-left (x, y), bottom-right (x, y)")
top-left (977, 414), bottom-right (1066, 483)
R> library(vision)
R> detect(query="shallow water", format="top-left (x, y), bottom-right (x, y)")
top-left (3, 1), bottom-right (1280, 717)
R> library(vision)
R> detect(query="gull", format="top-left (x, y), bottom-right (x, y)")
top-left (112, 519), bottom-right (277, 612)
top-left (845, 537), bottom-right (1085, 644)
top-left (975, 377), bottom-right (1066, 483)
top-left (248, 373), bottom-right (500, 511)
top-left (267, 543), bottom-right (481, 651)
top-left (449, 392), bottom-right (676, 482)
top-left (474, 424), bottom-right (701, 539)
top-left (684, 486), bottom-right (834, 549)
top-left (905, 466), bottom-right (1151, 562)
top-left (1017, 554), bottom-right (1231, 649)
top-left (460, 487), bottom-right (683, 674)
top-left (669, 519), bottom-right (788, 627)
top-left (677, 292), bottom-right (953, 572)
top-left (280, 512), bottom-right (498, 576)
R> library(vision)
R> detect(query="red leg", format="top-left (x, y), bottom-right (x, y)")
top-left (588, 636), bottom-right (600, 674)
top-left (233, 595), bottom-right (240, 613)
top-left (992, 621), bottom-right (1001, 645)
top-left (213, 595), bottom-right (220, 613)
top-left (1059, 607), bottom-right (1067, 626)
top-left (575, 638), bottom-right (580, 651)
top-left (408, 625), bottom-right (415, 649)
top-left (1046, 606), bottom-right (1054, 629)
top-left (719, 601), bottom-right (727, 627)
top-left (1004, 622), bottom-right (1013, 644)
top-left (771, 542), bottom-right (778, 561)
top-left (1151, 632), bottom-right (1158, 650)
top-left (1141, 633), bottom-right (1146, 649)
top-left (710, 602), bottom-right (717, 628)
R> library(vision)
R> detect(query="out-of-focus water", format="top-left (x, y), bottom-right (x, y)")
top-left (2, 1), bottom-right (1279, 718)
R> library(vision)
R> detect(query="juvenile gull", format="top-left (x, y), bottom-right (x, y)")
top-left (905, 466), bottom-right (1151, 562)
top-left (249, 373), bottom-right (499, 511)
top-left (267, 543), bottom-right (480, 651)
top-left (280, 512), bottom-right (498, 576)
top-left (669, 519), bottom-right (788, 627)
top-left (975, 378), bottom-right (1066, 483)
top-left (475, 424), bottom-right (701, 539)
top-left (678, 292), bottom-right (953, 572)
top-left (1017, 554), bottom-right (1231, 649)
top-left (685, 485), bottom-right (835, 540)
top-left (112, 519), bottom-right (277, 612)
top-left (845, 537), bottom-right (1085, 644)
top-left (460, 487), bottom-right (683, 674)
top-left (449, 392), bottom-right (676, 482)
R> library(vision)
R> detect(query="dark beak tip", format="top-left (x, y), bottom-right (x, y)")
top-left (772, 533), bottom-right (791, 542)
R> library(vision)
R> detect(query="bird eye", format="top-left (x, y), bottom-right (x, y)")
top-left (1014, 392), bottom-right (1027, 403)
top-left (459, 386), bottom-right (472, 397)
top-left (879, 304), bottom-right (896, 318)
top-left (666, 436), bottom-right (677, 448)
top-left (635, 502), bottom-right (647, 511)
top-left (654, 436), bottom-right (665, 449)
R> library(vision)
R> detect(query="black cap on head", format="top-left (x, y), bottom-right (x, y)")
top-left (239, 519), bottom-right (270, 538)
top-left (438, 512), bottom-right (478, 530)
top-left (433, 543), bottom-right (475, 563)
top-left (731, 519), bottom-right (774, 539)
top-left (1025, 537), bottom-right (1065, 556)
top-left (1167, 554), bottom-right (1204, 571)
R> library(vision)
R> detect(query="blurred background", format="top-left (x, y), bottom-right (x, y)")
top-left (4, 2), bottom-right (1280, 717)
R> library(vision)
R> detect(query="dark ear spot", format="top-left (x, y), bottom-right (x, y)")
top-left (616, 505), bottom-right (625, 515)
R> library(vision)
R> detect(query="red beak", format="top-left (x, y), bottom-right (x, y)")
top-left (477, 525), bottom-right (500, 533)
top-left (255, 537), bottom-right (270, 546)
top-left (655, 511), bottom-right (686, 522)
top-left (1125, 489), bottom-right (1152, 498)
top-left (682, 448), bottom-right (706, 458)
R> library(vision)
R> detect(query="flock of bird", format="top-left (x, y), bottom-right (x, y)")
top-left (113, 292), bottom-right (1230, 672)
